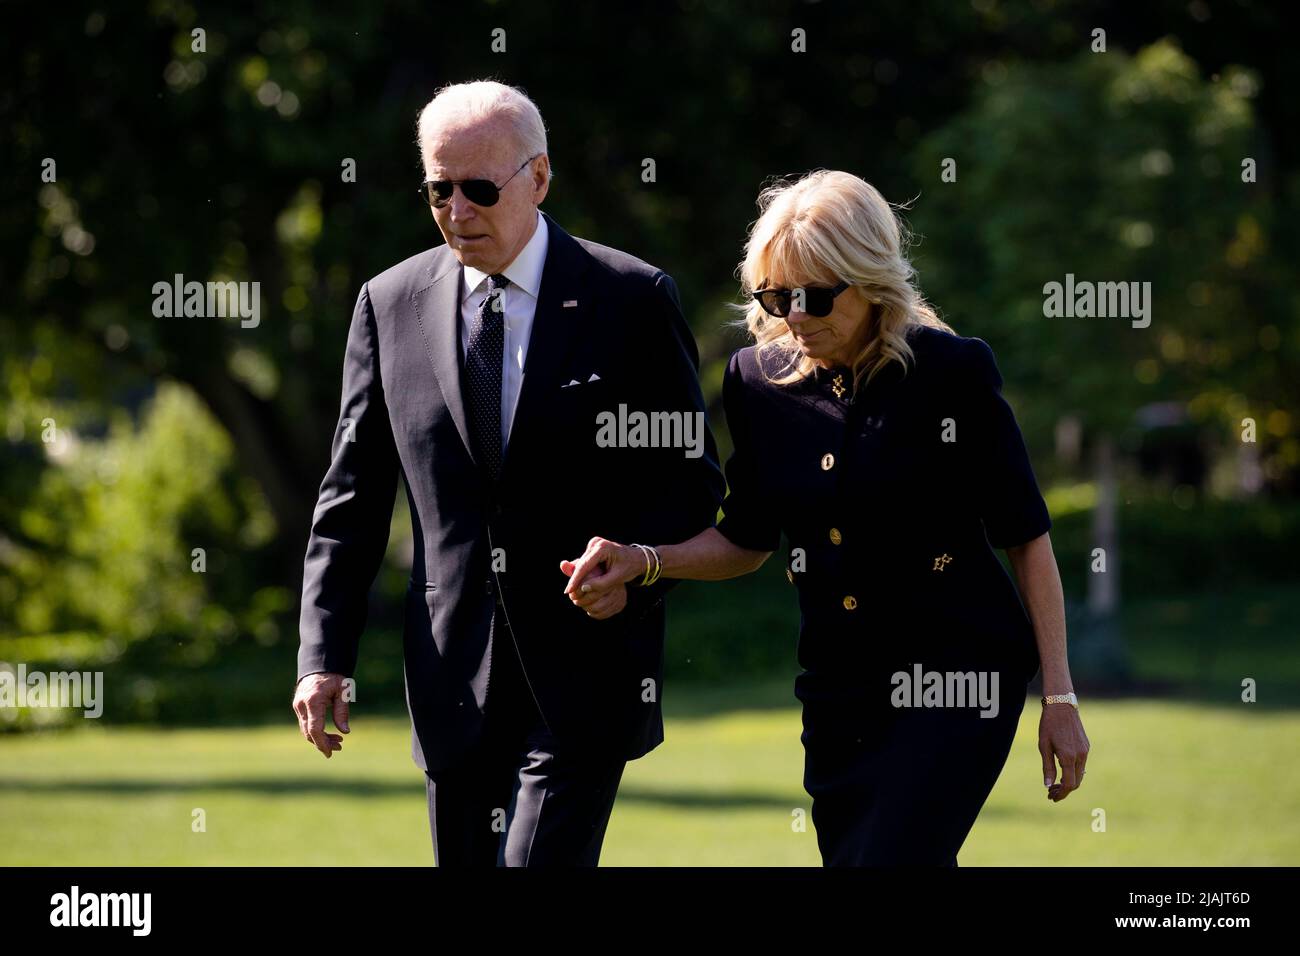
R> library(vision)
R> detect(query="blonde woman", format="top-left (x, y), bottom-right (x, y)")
top-left (560, 170), bottom-right (1090, 866)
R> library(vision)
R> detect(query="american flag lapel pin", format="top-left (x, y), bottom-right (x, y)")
top-left (563, 299), bottom-right (578, 308)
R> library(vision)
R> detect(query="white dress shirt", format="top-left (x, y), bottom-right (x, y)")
top-left (460, 209), bottom-right (549, 448)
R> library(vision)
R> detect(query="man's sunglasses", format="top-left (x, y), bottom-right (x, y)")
top-left (418, 154), bottom-right (541, 209)
top-left (752, 280), bottom-right (850, 318)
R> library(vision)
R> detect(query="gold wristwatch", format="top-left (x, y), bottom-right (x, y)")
top-left (1042, 693), bottom-right (1079, 709)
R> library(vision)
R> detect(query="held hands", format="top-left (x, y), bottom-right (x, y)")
top-left (292, 672), bottom-right (350, 758)
top-left (1038, 703), bottom-right (1090, 802)
top-left (559, 536), bottom-right (646, 620)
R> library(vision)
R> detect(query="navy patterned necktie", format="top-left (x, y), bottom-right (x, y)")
top-left (465, 273), bottom-right (509, 481)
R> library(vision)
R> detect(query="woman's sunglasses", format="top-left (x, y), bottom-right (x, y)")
top-left (752, 280), bottom-right (850, 318)
top-left (418, 154), bottom-right (541, 209)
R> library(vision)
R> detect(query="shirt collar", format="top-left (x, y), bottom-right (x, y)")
top-left (462, 209), bottom-right (548, 301)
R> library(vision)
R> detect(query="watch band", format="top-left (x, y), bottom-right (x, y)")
top-left (1042, 693), bottom-right (1079, 709)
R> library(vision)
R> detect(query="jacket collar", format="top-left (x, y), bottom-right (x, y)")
top-left (412, 210), bottom-right (592, 485)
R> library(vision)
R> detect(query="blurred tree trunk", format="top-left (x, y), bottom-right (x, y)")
top-left (1077, 433), bottom-right (1131, 683)
top-left (187, 365), bottom-right (317, 593)
top-left (1088, 435), bottom-right (1119, 617)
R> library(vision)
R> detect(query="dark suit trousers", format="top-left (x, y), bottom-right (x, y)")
top-left (424, 601), bottom-right (627, 866)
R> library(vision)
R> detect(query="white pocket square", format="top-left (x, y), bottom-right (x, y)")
top-left (561, 372), bottom-right (602, 389)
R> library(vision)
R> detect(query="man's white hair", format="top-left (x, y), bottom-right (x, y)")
top-left (416, 80), bottom-right (548, 170)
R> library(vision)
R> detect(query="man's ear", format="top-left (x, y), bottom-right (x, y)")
top-left (531, 155), bottom-right (551, 204)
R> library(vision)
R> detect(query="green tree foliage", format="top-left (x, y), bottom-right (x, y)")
top-left (911, 40), bottom-right (1293, 478)
top-left (2, 384), bottom-right (289, 724)
top-left (2, 6), bottom-right (1298, 719)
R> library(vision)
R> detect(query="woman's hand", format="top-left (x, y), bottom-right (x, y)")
top-left (559, 536), bottom-right (648, 620)
top-left (1039, 704), bottom-right (1090, 802)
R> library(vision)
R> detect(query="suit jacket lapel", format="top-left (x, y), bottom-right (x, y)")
top-left (410, 214), bottom-right (592, 485)
top-left (412, 252), bottom-right (478, 469)
top-left (501, 212), bottom-right (591, 484)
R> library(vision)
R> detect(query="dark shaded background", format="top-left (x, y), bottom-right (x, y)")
top-left (2, 0), bottom-right (1297, 725)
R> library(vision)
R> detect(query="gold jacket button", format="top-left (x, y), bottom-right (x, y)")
top-left (785, 568), bottom-right (795, 584)
top-left (821, 453), bottom-right (835, 471)
top-left (829, 527), bottom-right (842, 545)
top-left (842, 595), bottom-right (858, 610)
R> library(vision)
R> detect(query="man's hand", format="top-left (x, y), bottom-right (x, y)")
top-left (293, 672), bottom-right (350, 758)
top-left (559, 536), bottom-right (643, 620)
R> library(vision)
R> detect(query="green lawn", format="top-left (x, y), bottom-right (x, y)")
top-left (2, 681), bottom-right (1296, 865)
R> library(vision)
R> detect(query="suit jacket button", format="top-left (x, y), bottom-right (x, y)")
top-left (821, 453), bottom-right (835, 471)
top-left (485, 579), bottom-right (495, 596)
top-left (842, 595), bottom-right (858, 610)
top-left (829, 527), bottom-right (842, 545)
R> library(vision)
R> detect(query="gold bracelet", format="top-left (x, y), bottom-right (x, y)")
top-left (1042, 693), bottom-right (1079, 710)
top-left (629, 543), bottom-right (653, 587)
top-left (645, 545), bottom-right (662, 586)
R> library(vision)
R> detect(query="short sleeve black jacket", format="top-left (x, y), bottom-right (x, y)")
top-left (716, 324), bottom-right (1050, 681)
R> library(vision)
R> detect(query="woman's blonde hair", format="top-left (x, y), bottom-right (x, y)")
top-left (733, 169), bottom-right (952, 393)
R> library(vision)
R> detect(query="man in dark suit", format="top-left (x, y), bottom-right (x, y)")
top-left (292, 80), bottom-right (724, 866)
